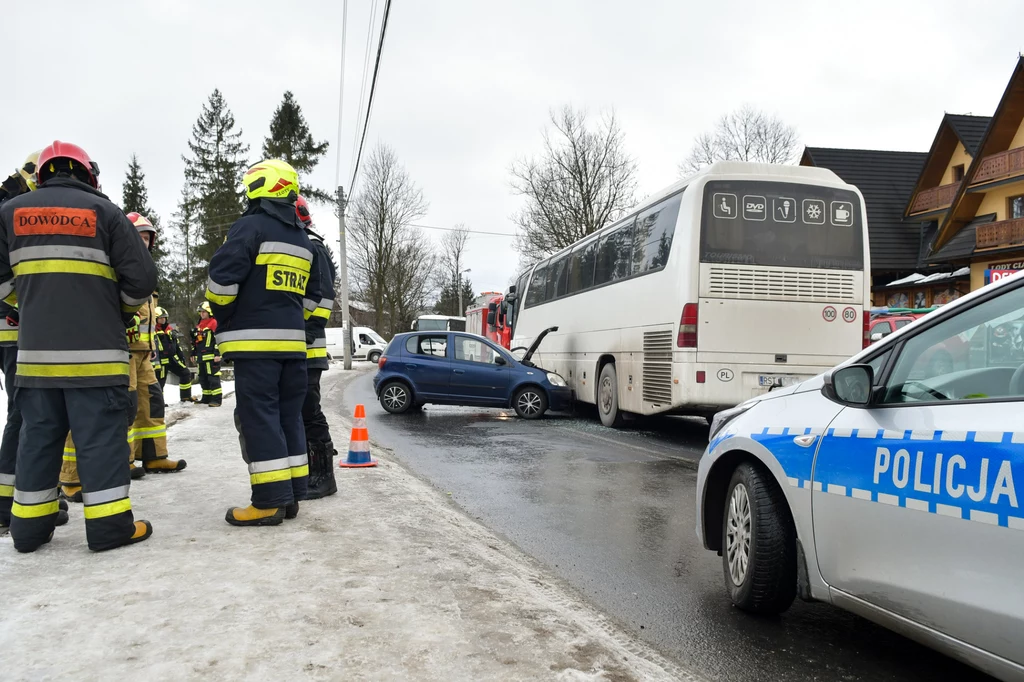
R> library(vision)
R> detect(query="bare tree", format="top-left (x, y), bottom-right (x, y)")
top-left (511, 106), bottom-right (638, 258)
top-left (435, 224), bottom-right (471, 314)
top-left (347, 143), bottom-right (433, 336)
top-left (680, 104), bottom-right (799, 175)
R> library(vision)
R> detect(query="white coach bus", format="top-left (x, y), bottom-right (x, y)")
top-left (509, 161), bottom-right (871, 427)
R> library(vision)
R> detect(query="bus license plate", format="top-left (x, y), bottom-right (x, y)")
top-left (758, 374), bottom-right (798, 388)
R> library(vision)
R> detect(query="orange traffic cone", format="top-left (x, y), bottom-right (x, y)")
top-left (339, 404), bottom-right (377, 468)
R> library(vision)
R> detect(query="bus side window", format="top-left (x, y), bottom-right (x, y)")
top-left (595, 221), bottom-right (633, 286)
top-left (525, 264), bottom-right (549, 308)
top-left (567, 241), bottom-right (597, 294)
top-left (632, 194), bottom-right (681, 274)
top-left (547, 256), bottom-right (569, 301)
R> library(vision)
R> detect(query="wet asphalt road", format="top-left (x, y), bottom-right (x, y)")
top-left (338, 371), bottom-right (992, 681)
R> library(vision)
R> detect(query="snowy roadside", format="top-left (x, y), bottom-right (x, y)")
top-left (0, 367), bottom-right (696, 682)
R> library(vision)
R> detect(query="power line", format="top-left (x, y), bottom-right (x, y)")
top-left (407, 223), bottom-right (515, 238)
top-left (351, 0), bottom-right (379, 175)
top-left (349, 0), bottom-right (392, 194)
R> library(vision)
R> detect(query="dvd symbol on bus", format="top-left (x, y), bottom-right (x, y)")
top-left (822, 306), bottom-right (837, 322)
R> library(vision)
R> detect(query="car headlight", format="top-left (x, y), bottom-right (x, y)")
top-left (546, 372), bottom-right (567, 387)
top-left (708, 402), bottom-right (756, 441)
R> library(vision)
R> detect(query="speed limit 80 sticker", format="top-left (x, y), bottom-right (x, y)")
top-left (842, 307), bottom-right (857, 323)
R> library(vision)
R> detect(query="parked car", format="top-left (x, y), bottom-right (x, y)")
top-left (373, 327), bottom-right (570, 419)
top-left (325, 326), bottom-right (387, 363)
top-left (696, 272), bottom-right (1024, 680)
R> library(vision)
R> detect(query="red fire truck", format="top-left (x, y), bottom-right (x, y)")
top-left (465, 291), bottom-right (512, 349)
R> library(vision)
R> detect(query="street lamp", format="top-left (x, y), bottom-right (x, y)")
top-left (459, 268), bottom-right (472, 316)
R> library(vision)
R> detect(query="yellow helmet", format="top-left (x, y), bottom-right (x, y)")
top-left (18, 150), bottom-right (42, 191)
top-left (242, 159), bottom-right (299, 201)
top-left (197, 301), bottom-right (212, 315)
top-left (154, 306), bottom-right (168, 318)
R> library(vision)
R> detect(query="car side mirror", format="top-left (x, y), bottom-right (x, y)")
top-left (823, 364), bottom-right (874, 406)
top-left (870, 332), bottom-right (884, 342)
top-left (494, 355), bottom-right (507, 366)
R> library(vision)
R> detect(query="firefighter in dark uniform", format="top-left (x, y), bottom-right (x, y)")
top-left (206, 159), bottom-right (321, 526)
top-left (154, 307), bottom-right (195, 403)
top-left (192, 302), bottom-right (221, 406)
top-left (0, 141), bottom-right (157, 552)
top-left (294, 195), bottom-right (337, 499)
top-left (0, 152), bottom-right (70, 530)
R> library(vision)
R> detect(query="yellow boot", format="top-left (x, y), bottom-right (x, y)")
top-left (225, 505), bottom-right (284, 527)
top-left (91, 520), bottom-right (153, 552)
top-left (143, 458), bottom-right (187, 473)
top-left (60, 485), bottom-right (83, 503)
top-left (129, 462), bottom-right (146, 480)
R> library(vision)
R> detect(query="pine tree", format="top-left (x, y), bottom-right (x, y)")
top-left (182, 89), bottom-right (250, 265)
top-left (434, 278), bottom-right (475, 317)
top-left (262, 91), bottom-right (332, 204)
top-left (121, 154), bottom-right (172, 297)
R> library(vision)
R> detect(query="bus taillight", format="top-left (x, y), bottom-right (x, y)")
top-left (862, 310), bottom-right (870, 348)
top-left (678, 303), bottom-right (698, 348)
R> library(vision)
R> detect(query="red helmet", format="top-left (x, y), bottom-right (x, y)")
top-left (295, 195), bottom-right (312, 226)
top-left (37, 140), bottom-right (100, 188)
top-left (126, 212), bottom-right (156, 250)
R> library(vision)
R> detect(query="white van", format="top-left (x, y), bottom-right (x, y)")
top-left (324, 326), bottom-right (388, 363)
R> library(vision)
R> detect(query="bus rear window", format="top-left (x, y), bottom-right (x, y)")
top-left (700, 181), bottom-right (864, 271)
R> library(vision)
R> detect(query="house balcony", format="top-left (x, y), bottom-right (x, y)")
top-left (972, 146), bottom-right (1024, 185)
top-left (908, 181), bottom-right (961, 214)
top-left (976, 217), bottom-right (1024, 249)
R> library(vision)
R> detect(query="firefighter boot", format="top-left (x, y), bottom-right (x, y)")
top-left (225, 505), bottom-right (285, 527)
top-left (144, 457), bottom-right (187, 474)
top-left (130, 462), bottom-right (146, 480)
top-left (285, 502), bottom-right (299, 520)
top-left (60, 485), bottom-right (83, 503)
top-left (305, 442), bottom-right (337, 500)
top-left (55, 499), bottom-right (69, 527)
top-left (304, 442), bottom-right (322, 494)
top-left (92, 520), bottom-right (153, 552)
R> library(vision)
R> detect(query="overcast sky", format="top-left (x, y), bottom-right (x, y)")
top-left (4, 0), bottom-right (1023, 297)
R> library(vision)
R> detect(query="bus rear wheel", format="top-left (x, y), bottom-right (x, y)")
top-left (598, 363), bottom-right (625, 428)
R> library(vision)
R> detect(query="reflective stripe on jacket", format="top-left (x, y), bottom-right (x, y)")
top-left (205, 198), bottom-right (321, 361)
top-left (0, 177), bottom-right (157, 387)
top-left (304, 230), bottom-right (336, 371)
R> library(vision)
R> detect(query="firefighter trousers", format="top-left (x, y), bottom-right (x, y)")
top-left (131, 352), bottom-right (168, 462)
top-left (0, 346), bottom-right (20, 525)
top-left (157, 355), bottom-right (193, 403)
top-left (302, 368), bottom-right (333, 445)
top-left (233, 358), bottom-right (307, 508)
top-left (12, 386), bottom-right (137, 552)
top-left (198, 355), bottom-right (222, 405)
top-left (61, 354), bottom-right (138, 487)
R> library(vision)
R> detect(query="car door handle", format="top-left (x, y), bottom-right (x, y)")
top-left (453, 369), bottom-right (465, 375)
top-left (405, 364), bottom-right (417, 370)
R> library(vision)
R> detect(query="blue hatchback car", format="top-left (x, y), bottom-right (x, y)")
top-left (373, 326), bottom-right (571, 419)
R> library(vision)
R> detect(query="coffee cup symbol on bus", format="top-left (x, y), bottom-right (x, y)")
top-left (832, 201), bottom-right (853, 225)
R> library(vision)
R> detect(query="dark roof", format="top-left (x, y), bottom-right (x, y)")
top-left (945, 114), bottom-right (991, 157)
top-left (928, 213), bottom-right (995, 263)
top-left (802, 147), bottom-right (928, 272)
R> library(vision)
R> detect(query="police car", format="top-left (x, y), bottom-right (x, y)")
top-left (696, 271), bottom-right (1024, 681)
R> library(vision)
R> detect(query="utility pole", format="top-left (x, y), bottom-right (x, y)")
top-left (337, 185), bottom-right (353, 370)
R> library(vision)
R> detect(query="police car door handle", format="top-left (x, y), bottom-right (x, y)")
top-left (793, 434), bottom-right (817, 448)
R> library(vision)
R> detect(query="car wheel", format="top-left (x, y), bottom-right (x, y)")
top-left (928, 350), bottom-right (954, 375)
top-left (379, 381), bottom-right (412, 414)
top-left (722, 462), bottom-right (797, 615)
top-left (368, 351), bottom-right (381, 363)
top-left (597, 364), bottom-right (625, 428)
top-left (513, 386), bottom-right (547, 419)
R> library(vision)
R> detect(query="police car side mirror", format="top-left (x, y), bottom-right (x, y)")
top-left (823, 365), bottom-right (874, 407)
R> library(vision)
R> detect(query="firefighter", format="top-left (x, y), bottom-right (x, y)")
top-left (154, 307), bottom-right (195, 403)
top-left (0, 140), bottom-right (157, 552)
top-left (207, 159), bottom-right (321, 526)
top-left (192, 302), bottom-right (221, 406)
top-left (0, 152), bottom-right (70, 530)
top-left (125, 213), bottom-right (185, 473)
top-left (295, 195), bottom-right (337, 499)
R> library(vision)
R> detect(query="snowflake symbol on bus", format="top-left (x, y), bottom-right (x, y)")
top-left (806, 204), bottom-right (822, 220)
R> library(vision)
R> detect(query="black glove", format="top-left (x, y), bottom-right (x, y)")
top-left (0, 173), bottom-right (29, 203)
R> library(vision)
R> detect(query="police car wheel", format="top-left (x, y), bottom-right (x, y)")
top-left (379, 381), bottom-right (412, 414)
top-left (722, 462), bottom-right (797, 615)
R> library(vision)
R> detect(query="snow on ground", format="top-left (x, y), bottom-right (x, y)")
top-left (0, 369), bottom-right (694, 682)
top-left (164, 379), bottom-right (235, 424)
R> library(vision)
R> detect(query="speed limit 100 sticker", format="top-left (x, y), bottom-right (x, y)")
top-left (842, 307), bottom-right (857, 323)
top-left (822, 306), bottom-right (837, 322)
